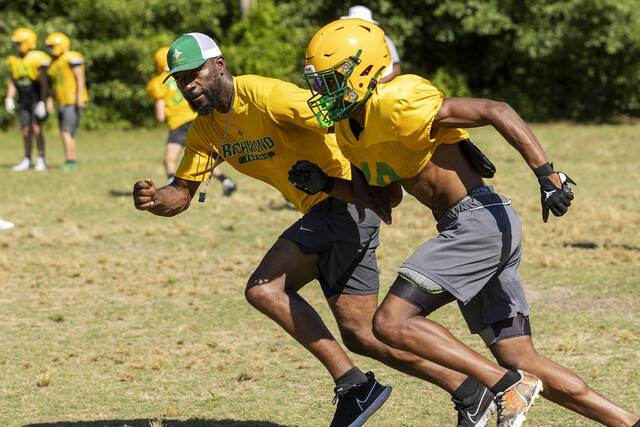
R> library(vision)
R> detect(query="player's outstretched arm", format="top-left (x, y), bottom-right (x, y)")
top-left (434, 97), bottom-right (576, 222)
top-left (132, 177), bottom-right (199, 217)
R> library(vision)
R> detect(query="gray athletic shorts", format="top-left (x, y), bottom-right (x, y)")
top-left (398, 186), bottom-right (531, 336)
top-left (281, 197), bottom-right (380, 298)
top-left (18, 101), bottom-right (46, 125)
top-left (58, 104), bottom-right (82, 135)
top-left (167, 121), bottom-right (192, 147)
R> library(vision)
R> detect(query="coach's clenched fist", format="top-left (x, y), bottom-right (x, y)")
top-left (133, 179), bottom-right (157, 210)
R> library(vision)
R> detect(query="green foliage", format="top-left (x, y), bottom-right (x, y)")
top-left (223, 0), bottom-right (314, 87)
top-left (0, 0), bottom-right (638, 129)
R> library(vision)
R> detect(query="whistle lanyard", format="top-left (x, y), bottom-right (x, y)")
top-left (199, 87), bottom-right (235, 203)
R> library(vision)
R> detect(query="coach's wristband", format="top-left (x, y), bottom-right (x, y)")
top-left (321, 176), bottom-right (336, 194)
top-left (533, 162), bottom-right (554, 178)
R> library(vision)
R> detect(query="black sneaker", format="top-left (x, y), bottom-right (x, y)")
top-left (452, 383), bottom-right (497, 427)
top-left (329, 371), bottom-right (392, 427)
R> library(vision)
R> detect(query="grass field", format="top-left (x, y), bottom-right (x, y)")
top-left (0, 123), bottom-right (638, 427)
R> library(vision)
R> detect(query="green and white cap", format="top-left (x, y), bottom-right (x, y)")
top-left (163, 32), bottom-right (222, 83)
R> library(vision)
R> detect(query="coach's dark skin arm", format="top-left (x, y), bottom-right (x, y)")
top-left (434, 97), bottom-right (561, 187)
top-left (132, 177), bottom-right (200, 216)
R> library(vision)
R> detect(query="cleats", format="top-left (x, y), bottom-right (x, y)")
top-left (34, 156), bottom-right (46, 171)
top-left (453, 383), bottom-right (497, 427)
top-left (12, 157), bottom-right (31, 171)
top-left (330, 371), bottom-right (392, 427)
top-left (496, 370), bottom-right (543, 427)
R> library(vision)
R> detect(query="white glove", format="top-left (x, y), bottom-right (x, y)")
top-left (5, 98), bottom-right (15, 113)
top-left (34, 100), bottom-right (47, 119)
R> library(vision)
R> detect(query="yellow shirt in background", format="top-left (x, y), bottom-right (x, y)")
top-left (47, 51), bottom-right (89, 106)
top-left (334, 74), bottom-right (469, 186)
top-left (176, 75), bottom-right (351, 213)
top-left (6, 50), bottom-right (51, 83)
top-left (147, 72), bottom-right (197, 130)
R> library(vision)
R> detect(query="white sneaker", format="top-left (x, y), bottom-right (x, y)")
top-left (222, 178), bottom-right (237, 197)
top-left (34, 156), bottom-right (46, 171)
top-left (0, 218), bottom-right (14, 230)
top-left (12, 157), bottom-right (31, 171)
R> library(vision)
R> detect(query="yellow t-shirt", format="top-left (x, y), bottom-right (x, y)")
top-left (146, 72), bottom-right (197, 130)
top-left (176, 75), bottom-right (351, 213)
top-left (47, 51), bottom-right (89, 106)
top-left (334, 74), bottom-right (469, 186)
top-left (5, 50), bottom-right (51, 83)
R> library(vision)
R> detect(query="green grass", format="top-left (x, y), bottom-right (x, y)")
top-left (0, 123), bottom-right (638, 426)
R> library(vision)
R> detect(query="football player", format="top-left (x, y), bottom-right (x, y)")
top-left (45, 32), bottom-right (87, 171)
top-left (5, 28), bottom-right (51, 171)
top-left (293, 18), bottom-right (640, 427)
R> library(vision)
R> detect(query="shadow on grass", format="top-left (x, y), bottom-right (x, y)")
top-left (564, 241), bottom-right (640, 252)
top-left (109, 189), bottom-right (132, 197)
top-left (24, 419), bottom-right (291, 427)
top-left (267, 200), bottom-right (297, 211)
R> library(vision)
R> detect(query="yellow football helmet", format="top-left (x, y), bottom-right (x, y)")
top-left (154, 46), bottom-right (170, 73)
top-left (12, 28), bottom-right (37, 54)
top-left (45, 32), bottom-right (71, 57)
top-left (303, 18), bottom-right (391, 127)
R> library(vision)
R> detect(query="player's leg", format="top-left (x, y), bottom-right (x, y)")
top-left (164, 142), bottom-right (182, 180)
top-left (373, 288), bottom-right (510, 387)
top-left (245, 236), bottom-right (353, 378)
top-left (14, 105), bottom-right (33, 170)
top-left (246, 198), bottom-right (391, 426)
top-left (329, 292), bottom-right (464, 391)
top-left (60, 105), bottom-right (80, 170)
top-left (490, 327), bottom-right (639, 426)
top-left (330, 291), bottom-right (498, 427)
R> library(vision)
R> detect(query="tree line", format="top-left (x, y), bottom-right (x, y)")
top-left (1, 0), bottom-right (638, 130)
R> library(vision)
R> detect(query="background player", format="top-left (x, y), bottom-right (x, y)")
top-left (4, 27), bottom-right (50, 171)
top-left (45, 32), bottom-right (87, 171)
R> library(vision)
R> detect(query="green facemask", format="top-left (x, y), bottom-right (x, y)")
top-left (302, 51), bottom-right (365, 128)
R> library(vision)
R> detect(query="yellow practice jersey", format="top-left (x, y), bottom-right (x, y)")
top-left (5, 50), bottom-right (51, 83)
top-left (176, 75), bottom-right (351, 213)
top-left (334, 74), bottom-right (469, 186)
top-left (47, 51), bottom-right (89, 106)
top-left (147, 72), bottom-right (197, 130)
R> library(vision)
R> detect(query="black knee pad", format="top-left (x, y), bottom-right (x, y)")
top-left (388, 275), bottom-right (456, 316)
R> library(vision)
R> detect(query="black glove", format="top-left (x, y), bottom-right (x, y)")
top-left (537, 167), bottom-right (576, 223)
top-left (288, 160), bottom-right (334, 195)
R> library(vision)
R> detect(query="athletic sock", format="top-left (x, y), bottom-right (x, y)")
top-left (452, 376), bottom-right (482, 401)
top-left (167, 173), bottom-right (175, 180)
top-left (490, 370), bottom-right (521, 395)
top-left (334, 366), bottom-right (368, 395)
top-left (215, 173), bottom-right (228, 182)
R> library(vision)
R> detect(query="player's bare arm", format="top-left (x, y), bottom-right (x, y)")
top-left (38, 66), bottom-right (48, 102)
top-left (154, 99), bottom-right (165, 122)
top-left (132, 177), bottom-right (199, 216)
top-left (433, 97), bottom-right (562, 186)
top-left (434, 97), bottom-right (576, 222)
top-left (71, 64), bottom-right (86, 109)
